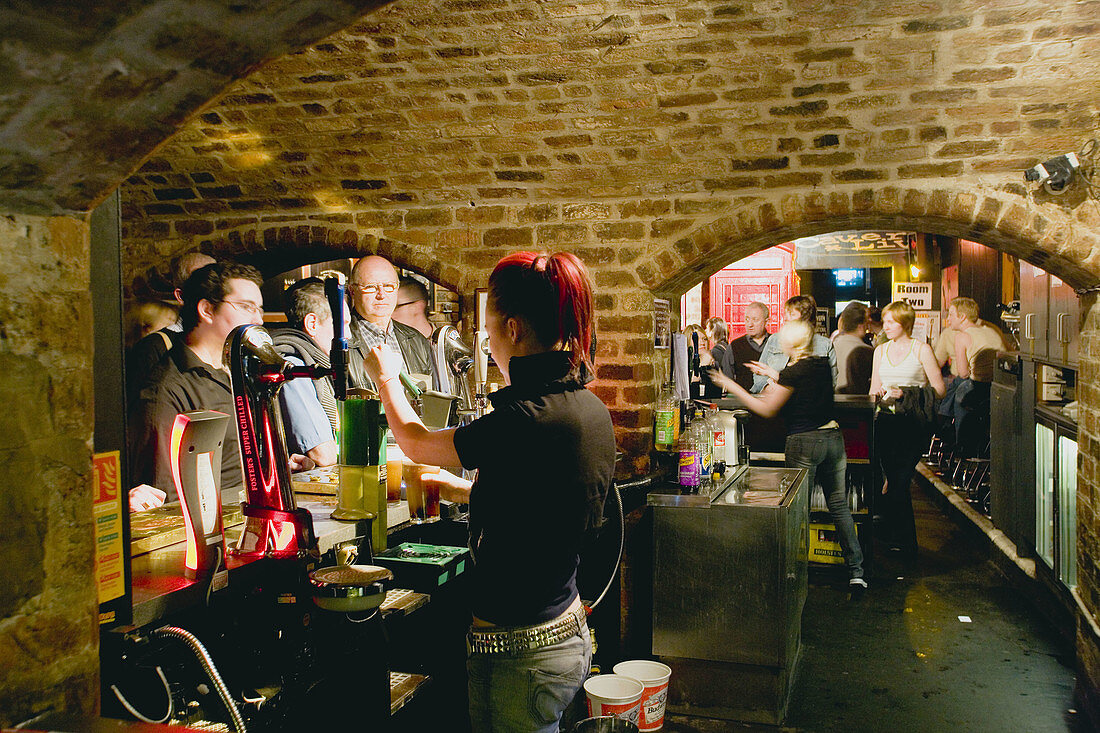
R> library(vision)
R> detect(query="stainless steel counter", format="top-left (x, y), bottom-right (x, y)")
top-left (648, 465), bottom-right (809, 725)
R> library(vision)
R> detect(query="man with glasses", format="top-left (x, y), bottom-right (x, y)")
top-left (128, 262), bottom-right (265, 508)
top-left (346, 255), bottom-right (433, 389)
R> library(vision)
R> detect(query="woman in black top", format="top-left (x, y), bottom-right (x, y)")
top-left (365, 251), bottom-right (616, 733)
top-left (710, 319), bottom-right (865, 593)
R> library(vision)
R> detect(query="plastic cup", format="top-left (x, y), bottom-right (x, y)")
top-left (583, 674), bottom-right (643, 725)
top-left (404, 460), bottom-right (439, 523)
top-left (612, 660), bottom-right (672, 731)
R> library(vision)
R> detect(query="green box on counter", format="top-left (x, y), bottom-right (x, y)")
top-left (374, 543), bottom-right (468, 591)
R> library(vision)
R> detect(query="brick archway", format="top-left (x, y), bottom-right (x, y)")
top-left (633, 182), bottom-right (1100, 295)
top-left (201, 225), bottom-right (469, 295)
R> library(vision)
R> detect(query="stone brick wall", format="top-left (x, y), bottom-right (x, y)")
top-left (0, 215), bottom-right (98, 727)
top-left (1, 0), bottom-right (1100, 724)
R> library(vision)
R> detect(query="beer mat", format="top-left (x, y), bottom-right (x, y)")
top-left (389, 671), bottom-right (429, 715)
top-left (379, 588), bottom-right (429, 617)
top-left (130, 503), bottom-right (244, 557)
top-left (291, 466), bottom-right (339, 495)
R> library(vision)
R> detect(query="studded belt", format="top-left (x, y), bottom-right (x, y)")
top-left (466, 605), bottom-right (587, 656)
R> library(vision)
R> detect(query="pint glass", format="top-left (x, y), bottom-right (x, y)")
top-left (404, 461), bottom-right (439, 523)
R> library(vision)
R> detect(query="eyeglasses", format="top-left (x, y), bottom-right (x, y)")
top-left (350, 282), bottom-right (398, 296)
top-left (219, 299), bottom-right (264, 316)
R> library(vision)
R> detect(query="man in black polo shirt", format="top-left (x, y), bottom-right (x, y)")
top-left (128, 262), bottom-right (265, 506)
top-left (721, 301), bottom-right (771, 390)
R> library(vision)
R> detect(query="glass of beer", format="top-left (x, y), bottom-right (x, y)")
top-left (404, 460), bottom-right (440, 523)
top-left (386, 446), bottom-right (404, 503)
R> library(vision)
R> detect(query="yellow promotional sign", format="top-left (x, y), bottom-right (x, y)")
top-left (93, 451), bottom-right (125, 607)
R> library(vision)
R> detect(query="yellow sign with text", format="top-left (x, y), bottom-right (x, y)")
top-left (93, 451), bottom-right (125, 607)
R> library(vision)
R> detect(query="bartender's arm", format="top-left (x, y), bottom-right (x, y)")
top-left (423, 468), bottom-right (472, 504)
top-left (363, 344), bottom-right (462, 468)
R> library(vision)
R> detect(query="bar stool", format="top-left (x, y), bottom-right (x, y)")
top-left (924, 435), bottom-right (947, 467)
top-left (960, 458), bottom-right (990, 501)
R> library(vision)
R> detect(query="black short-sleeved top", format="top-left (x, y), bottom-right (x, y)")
top-left (128, 343), bottom-right (244, 503)
top-left (777, 356), bottom-right (835, 436)
top-left (453, 351), bottom-right (616, 626)
top-left (723, 333), bottom-right (769, 390)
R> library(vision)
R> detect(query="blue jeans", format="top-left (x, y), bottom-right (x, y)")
top-left (467, 621), bottom-right (591, 733)
top-left (785, 428), bottom-right (864, 579)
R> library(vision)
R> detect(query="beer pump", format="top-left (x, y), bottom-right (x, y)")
top-left (227, 276), bottom-right (351, 560)
top-left (689, 329), bottom-right (705, 399)
top-left (171, 410), bottom-right (231, 579)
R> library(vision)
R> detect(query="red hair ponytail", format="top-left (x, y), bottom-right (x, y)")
top-left (489, 251), bottom-right (594, 374)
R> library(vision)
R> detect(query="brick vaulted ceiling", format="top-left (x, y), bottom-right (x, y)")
top-left (112, 0), bottom-right (1100, 288)
top-left (0, 0), bottom-right (389, 214)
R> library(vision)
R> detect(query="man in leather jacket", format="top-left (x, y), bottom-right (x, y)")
top-left (346, 255), bottom-right (434, 390)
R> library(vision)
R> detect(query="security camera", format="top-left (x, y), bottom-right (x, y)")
top-left (1024, 152), bottom-right (1079, 191)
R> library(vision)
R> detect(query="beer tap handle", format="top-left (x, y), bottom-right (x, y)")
top-left (325, 276), bottom-right (349, 401)
top-left (691, 331), bottom-right (700, 373)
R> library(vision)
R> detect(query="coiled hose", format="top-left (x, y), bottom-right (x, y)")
top-left (586, 481), bottom-right (623, 612)
top-left (154, 625), bottom-right (247, 733)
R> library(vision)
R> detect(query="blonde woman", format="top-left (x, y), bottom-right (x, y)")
top-left (711, 319), bottom-right (865, 594)
top-left (869, 300), bottom-right (946, 560)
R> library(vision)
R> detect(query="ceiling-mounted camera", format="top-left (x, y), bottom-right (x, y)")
top-left (1024, 152), bottom-right (1079, 193)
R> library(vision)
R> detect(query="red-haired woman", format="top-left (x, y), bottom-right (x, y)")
top-left (365, 251), bottom-right (616, 733)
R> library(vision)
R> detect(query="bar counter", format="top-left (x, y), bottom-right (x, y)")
top-left (130, 493), bottom-right (413, 627)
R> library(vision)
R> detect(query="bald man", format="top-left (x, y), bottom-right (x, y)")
top-left (346, 255), bottom-right (433, 389)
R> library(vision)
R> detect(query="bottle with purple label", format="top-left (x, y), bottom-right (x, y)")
top-left (677, 406), bottom-right (701, 489)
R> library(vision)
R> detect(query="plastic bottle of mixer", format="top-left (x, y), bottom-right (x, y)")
top-left (655, 381), bottom-right (680, 451)
top-left (677, 405), bottom-right (701, 490)
top-left (707, 405), bottom-right (726, 466)
top-left (688, 405), bottom-right (713, 490)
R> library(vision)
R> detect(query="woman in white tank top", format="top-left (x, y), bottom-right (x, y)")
top-left (870, 306), bottom-right (945, 399)
top-left (869, 301), bottom-right (945, 561)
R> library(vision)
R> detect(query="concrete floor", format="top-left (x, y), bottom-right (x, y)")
top-left (660, 476), bottom-right (1086, 733)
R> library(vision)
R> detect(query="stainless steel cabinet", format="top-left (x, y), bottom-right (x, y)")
top-left (1020, 261), bottom-right (1048, 360)
top-left (1020, 260), bottom-right (1079, 366)
top-left (1049, 275), bottom-right (1079, 365)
